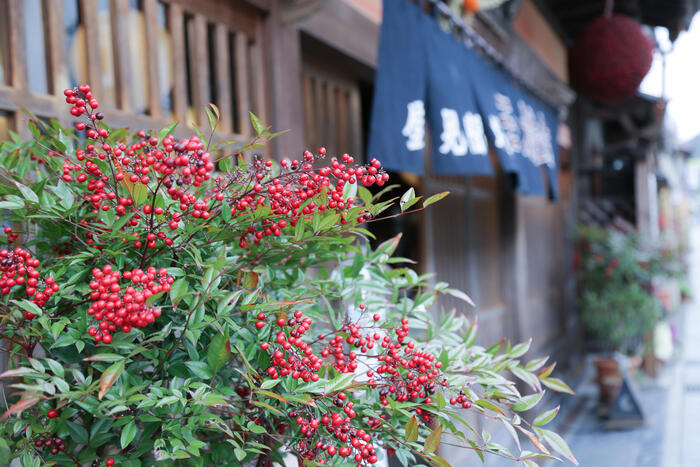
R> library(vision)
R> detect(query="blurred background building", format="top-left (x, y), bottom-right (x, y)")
top-left (1, 0), bottom-right (699, 464)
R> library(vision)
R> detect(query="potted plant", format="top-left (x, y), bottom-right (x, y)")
top-left (575, 226), bottom-right (661, 405)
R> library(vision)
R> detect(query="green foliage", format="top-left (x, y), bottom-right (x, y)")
top-left (0, 108), bottom-right (576, 467)
top-left (575, 226), bottom-right (663, 353)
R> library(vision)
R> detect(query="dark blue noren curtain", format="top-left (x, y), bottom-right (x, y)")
top-left (367, 0), bottom-right (428, 175)
top-left (508, 85), bottom-right (547, 197)
top-left (465, 49), bottom-right (523, 180)
top-left (422, 14), bottom-right (493, 176)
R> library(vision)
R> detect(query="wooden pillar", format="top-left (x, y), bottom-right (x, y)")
top-left (262, 2), bottom-right (305, 158)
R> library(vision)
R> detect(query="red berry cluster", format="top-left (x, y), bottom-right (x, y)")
top-left (4, 226), bottom-right (19, 243)
top-left (64, 84), bottom-right (99, 117)
top-left (34, 435), bottom-right (66, 455)
top-left (86, 265), bottom-right (173, 344)
top-left (448, 392), bottom-right (473, 409)
top-left (290, 394), bottom-right (379, 465)
top-left (369, 319), bottom-right (445, 422)
top-left (215, 151), bottom-right (385, 249)
top-left (260, 310), bottom-right (322, 382)
top-left (61, 85), bottom-right (216, 252)
top-left (0, 247), bottom-right (58, 315)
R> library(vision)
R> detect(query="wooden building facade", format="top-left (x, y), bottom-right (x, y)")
top-left (0, 0), bottom-right (581, 362)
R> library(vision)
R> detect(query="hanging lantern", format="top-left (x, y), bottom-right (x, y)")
top-left (569, 14), bottom-right (654, 104)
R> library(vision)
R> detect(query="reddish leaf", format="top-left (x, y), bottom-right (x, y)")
top-left (98, 360), bottom-right (125, 400)
top-left (424, 424), bottom-right (443, 454)
top-left (0, 395), bottom-right (42, 420)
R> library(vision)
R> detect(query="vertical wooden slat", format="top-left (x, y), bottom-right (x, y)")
top-left (302, 74), bottom-right (314, 150)
top-left (348, 86), bottom-right (362, 159)
top-left (43, 0), bottom-right (68, 94)
top-left (312, 77), bottom-right (328, 151)
top-left (214, 24), bottom-right (232, 133)
top-left (325, 83), bottom-right (337, 153)
top-left (251, 20), bottom-right (267, 135)
top-left (8, 0), bottom-right (27, 90)
top-left (7, 0), bottom-right (27, 136)
top-left (80, 0), bottom-right (103, 99)
top-left (142, 0), bottom-right (162, 119)
top-left (111, 0), bottom-right (132, 111)
top-left (168, 3), bottom-right (186, 123)
top-left (234, 32), bottom-right (250, 136)
top-left (189, 14), bottom-right (208, 126)
top-left (336, 88), bottom-right (348, 153)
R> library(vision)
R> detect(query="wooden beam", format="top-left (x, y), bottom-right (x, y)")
top-left (80, 0), bottom-right (104, 99)
top-left (168, 3), bottom-right (187, 123)
top-left (298, 0), bottom-right (379, 68)
top-left (160, 0), bottom-right (259, 38)
top-left (142, 0), bottom-right (163, 119)
top-left (111, 0), bottom-right (133, 112)
top-left (214, 23), bottom-right (232, 133)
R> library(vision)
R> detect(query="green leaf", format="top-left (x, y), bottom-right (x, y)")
top-left (533, 406), bottom-right (560, 426)
top-left (510, 338), bottom-right (532, 358)
top-left (121, 420), bottom-right (138, 448)
top-left (83, 353), bottom-right (125, 362)
top-left (169, 278), bottom-right (188, 303)
top-left (435, 392), bottom-right (446, 410)
top-left (474, 399), bottom-right (505, 415)
top-left (342, 180), bottom-right (358, 202)
top-left (423, 191), bottom-right (450, 208)
top-left (404, 416), bottom-right (418, 442)
top-left (11, 299), bottom-right (42, 317)
top-left (185, 361), bottom-right (213, 379)
top-left (424, 424), bottom-right (443, 454)
top-left (65, 420), bottom-right (89, 444)
top-left (541, 377), bottom-right (575, 395)
top-left (158, 122), bottom-right (178, 140)
top-left (0, 437), bottom-right (10, 464)
top-left (399, 187), bottom-right (420, 212)
top-left (512, 392), bottom-right (544, 412)
top-left (542, 429), bottom-right (578, 465)
top-left (206, 104), bottom-right (219, 132)
top-left (234, 447), bottom-right (246, 461)
top-left (249, 112), bottom-right (263, 135)
top-left (207, 330), bottom-right (231, 373)
top-left (16, 182), bottom-right (38, 203)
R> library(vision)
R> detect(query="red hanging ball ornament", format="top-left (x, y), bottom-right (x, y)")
top-left (569, 14), bottom-right (654, 103)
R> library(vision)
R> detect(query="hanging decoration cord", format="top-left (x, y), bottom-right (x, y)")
top-left (604, 0), bottom-right (614, 17)
top-left (425, 0), bottom-right (565, 112)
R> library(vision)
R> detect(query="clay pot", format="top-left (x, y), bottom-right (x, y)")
top-left (593, 358), bottom-right (623, 404)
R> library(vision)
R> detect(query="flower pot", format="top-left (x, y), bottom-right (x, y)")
top-left (593, 357), bottom-right (623, 404)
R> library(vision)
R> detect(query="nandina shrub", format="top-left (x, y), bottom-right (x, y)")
top-left (0, 85), bottom-right (577, 467)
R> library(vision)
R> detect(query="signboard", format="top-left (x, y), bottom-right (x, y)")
top-left (367, 0), bottom-right (561, 199)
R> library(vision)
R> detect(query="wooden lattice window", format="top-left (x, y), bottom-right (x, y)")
top-left (0, 0), bottom-right (266, 144)
top-left (301, 62), bottom-right (363, 159)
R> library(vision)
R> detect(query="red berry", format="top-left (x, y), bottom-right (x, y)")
top-left (105, 458), bottom-right (115, 467)
top-left (47, 409), bottom-right (58, 419)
